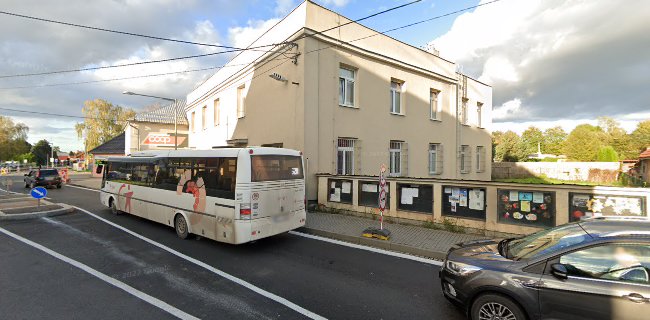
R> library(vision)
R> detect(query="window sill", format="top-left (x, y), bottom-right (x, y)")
top-left (429, 118), bottom-right (442, 122)
top-left (390, 112), bottom-right (405, 116)
top-left (339, 104), bottom-right (358, 109)
top-left (429, 172), bottom-right (442, 176)
top-left (461, 123), bottom-right (471, 127)
top-left (460, 171), bottom-right (470, 174)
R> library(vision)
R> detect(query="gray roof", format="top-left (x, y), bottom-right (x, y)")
top-left (133, 99), bottom-right (188, 125)
top-left (88, 132), bottom-right (125, 155)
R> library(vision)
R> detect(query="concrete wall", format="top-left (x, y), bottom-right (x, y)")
top-left (492, 162), bottom-right (621, 181)
top-left (318, 174), bottom-right (650, 236)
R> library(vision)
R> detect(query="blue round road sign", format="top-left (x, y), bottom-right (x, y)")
top-left (30, 187), bottom-right (47, 199)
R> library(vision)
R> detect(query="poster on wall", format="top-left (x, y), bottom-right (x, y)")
top-left (397, 184), bottom-right (433, 214)
top-left (442, 186), bottom-right (486, 220)
top-left (328, 179), bottom-right (353, 204)
top-left (569, 193), bottom-right (646, 222)
top-left (498, 189), bottom-right (555, 227)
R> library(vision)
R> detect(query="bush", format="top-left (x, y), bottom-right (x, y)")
top-left (597, 146), bottom-right (619, 162)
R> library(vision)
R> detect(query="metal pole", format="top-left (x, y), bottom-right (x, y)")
top-left (174, 100), bottom-right (178, 150)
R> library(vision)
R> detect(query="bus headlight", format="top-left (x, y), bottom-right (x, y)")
top-left (445, 260), bottom-right (482, 276)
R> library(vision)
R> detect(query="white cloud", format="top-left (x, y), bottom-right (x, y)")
top-left (275, 0), bottom-right (298, 16)
top-left (228, 19), bottom-right (281, 49)
top-left (318, 0), bottom-right (352, 7)
top-left (430, 0), bottom-right (650, 130)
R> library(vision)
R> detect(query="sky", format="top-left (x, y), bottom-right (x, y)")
top-left (1, 0), bottom-right (649, 152)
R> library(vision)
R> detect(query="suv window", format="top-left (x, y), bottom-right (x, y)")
top-left (506, 223), bottom-right (590, 260)
top-left (560, 244), bottom-right (650, 285)
top-left (40, 169), bottom-right (59, 176)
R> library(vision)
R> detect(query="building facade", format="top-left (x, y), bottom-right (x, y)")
top-left (124, 100), bottom-right (189, 154)
top-left (185, 1), bottom-right (493, 200)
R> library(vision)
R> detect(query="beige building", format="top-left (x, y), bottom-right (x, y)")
top-left (185, 1), bottom-right (492, 200)
top-left (125, 100), bottom-right (189, 154)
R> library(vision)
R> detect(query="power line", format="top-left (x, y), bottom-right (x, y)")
top-left (0, 1), bottom-right (422, 80)
top-left (0, 107), bottom-right (132, 122)
top-left (0, 56), bottom-right (295, 90)
top-left (0, 10), bottom-right (263, 52)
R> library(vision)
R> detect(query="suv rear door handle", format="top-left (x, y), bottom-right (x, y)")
top-left (623, 293), bottom-right (648, 303)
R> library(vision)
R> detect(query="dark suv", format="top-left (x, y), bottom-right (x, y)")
top-left (24, 168), bottom-right (62, 189)
top-left (439, 217), bottom-right (650, 320)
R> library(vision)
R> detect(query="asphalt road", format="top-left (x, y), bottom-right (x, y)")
top-left (0, 177), bottom-right (465, 320)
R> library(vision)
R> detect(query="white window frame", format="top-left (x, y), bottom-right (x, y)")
top-left (461, 98), bottom-right (468, 125)
top-left (337, 138), bottom-right (355, 175)
top-left (191, 111), bottom-right (196, 133)
top-left (389, 141), bottom-right (403, 176)
top-left (390, 80), bottom-right (403, 115)
top-left (237, 85), bottom-right (245, 118)
top-left (477, 102), bottom-right (483, 128)
top-left (460, 145), bottom-right (471, 174)
top-left (476, 146), bottom-right (485, 172)
top-left (430, 89), bottom-right (441, 121)
top-left (214, 98), bottom-right (220, 126)
top-left (429, 143), bottom-right (443, 175)
top-left (201, 105), bottom-right (207, 130)
top-left (339, 66), bottom-right (355, 108)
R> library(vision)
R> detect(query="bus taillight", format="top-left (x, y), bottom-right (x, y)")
top-left (240, 204), bottom-right (252, 219)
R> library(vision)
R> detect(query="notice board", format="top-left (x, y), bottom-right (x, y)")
top-left (442, 186), bottom-right (486, 220)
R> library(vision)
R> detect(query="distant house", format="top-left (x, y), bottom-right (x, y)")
top-left (88, 132), bottom-right (126, 177)
top-left (124, 100), bottom-right (189, 154)
top-left (638, 147), bottom-right (650, 184)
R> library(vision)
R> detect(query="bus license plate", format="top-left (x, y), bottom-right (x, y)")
top-left (273, 214), bottom-right (290, 223)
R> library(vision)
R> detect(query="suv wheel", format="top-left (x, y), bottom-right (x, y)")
top-left (471, 293), bottom-right (526, 320)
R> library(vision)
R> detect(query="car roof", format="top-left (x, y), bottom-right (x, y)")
top-left (579, 218), bottom-right (650, 239)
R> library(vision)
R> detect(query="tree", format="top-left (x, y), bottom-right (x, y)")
top-left (597, 116), bottom-right (636, 159)
top-left (31, 140), bottom-right (55, 166)
top-left (629, 120), bottom-right (650, 158)
top-left (596, 146), bottom-right (619, 162)
top-left (494, 130), bottom-right (524, 162)
top-left (0, 116), bottom-right (29, 161)
top-left (562, 124), bottom-right (608, 161)
top-left (543, 126), bottom-right (567, 155)
top-left (75, 99), bottom-right (135, 152)
top-left (519, 126), bottom-right (544, 157)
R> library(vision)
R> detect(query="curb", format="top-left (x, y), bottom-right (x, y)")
top-left (0, 203), bottom-right (75, 221)
top-left (299, 227), bottom-right (447, 261)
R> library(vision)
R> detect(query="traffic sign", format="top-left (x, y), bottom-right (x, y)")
top-left (30, 187), bottom-right (47, 199)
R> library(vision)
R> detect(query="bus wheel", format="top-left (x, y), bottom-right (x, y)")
top-left (175, 214), bottom-right (189, 239)
top-left (110, 198), bottom-right (120, 215)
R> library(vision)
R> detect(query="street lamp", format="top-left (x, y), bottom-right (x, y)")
top-left (122, 91), bottom-right (179, 150)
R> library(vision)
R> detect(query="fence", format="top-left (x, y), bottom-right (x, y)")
top-left (317, 174), bottom-right (650, 236)
top-left (492, 162), bottom-right (621, 182)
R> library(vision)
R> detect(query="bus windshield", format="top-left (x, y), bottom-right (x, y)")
top-left (251, 155), bottom-right (303, 182)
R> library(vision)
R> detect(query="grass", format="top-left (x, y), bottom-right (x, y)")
top-left (494, 176), bottom-right (626, 187)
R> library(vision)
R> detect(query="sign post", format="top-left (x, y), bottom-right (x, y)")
top-left (30, 186), bottom-right (47, 208)
top-left (362, 164), bottom-right (391, 240)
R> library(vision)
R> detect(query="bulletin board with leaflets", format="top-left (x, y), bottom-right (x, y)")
top-left (358, 181), bottom-right (390, 208)
top-left (328, 179), bottom-right (353, 204)
top-left (569, 193), bottom-right (646, 222)
top-left (498, 189), bottom-right (555, 227)
top-left (397, 184), bottom-right (433, 214)
top-left (442, 186), bottom-right (486, 220)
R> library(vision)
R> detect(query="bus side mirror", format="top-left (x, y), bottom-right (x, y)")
top-left (551, 263), bottom-right (568, 280)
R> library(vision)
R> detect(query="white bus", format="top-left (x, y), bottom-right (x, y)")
top-left (99, 147), bottom-right (306, 244)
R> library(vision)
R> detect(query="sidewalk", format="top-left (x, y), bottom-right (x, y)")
top-left (68, 176), bottom-right (485, 259)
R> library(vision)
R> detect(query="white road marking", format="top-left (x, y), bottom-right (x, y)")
top-left (73, 206), bottom-right (327, 320)
top-left (0, 226), bottom-right (200, 320)
top-left (65, 184), bottom-right (99, 192)
top-left (289, 231), bottom-right (444, 266)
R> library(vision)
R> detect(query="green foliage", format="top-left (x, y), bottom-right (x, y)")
top-left (30, 140), bottom-right (57, 166)
top-left (16, 153), bottom-right (35, 163)
top-left (596, 146), bottom-right (619, 162)
top-left (543, 126), bottom-right (567, 155)
top-left (0, 116), bottom-right (30, 161)
top-left (519, 126), bottom-right (544, 156)
top-left (541, 157), bottom-right (559, 162)
top-left (629, 120), bottom-right (650, 157)
top-left (562, 124), bottom-right (608, 161)
top-left (75, 99), bottom-right (135, 152)
top-left (493, 130), bottom-right (524, 162)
